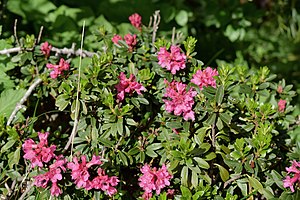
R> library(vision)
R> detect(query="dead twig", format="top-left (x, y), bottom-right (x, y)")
top-left (14, 19), bottom-right (21, 48)
top-left (151, 10), bottom-right (161, 52)
top-left (52, 46), bottom-right (96, 57)
top-left (7, 78), bottom-right (43, 126)
top-left (37, 26), bottom-right (44, 44)
top-left (224, 174), bottom-right (242, 188)
top-left (19, 181), bottom-right (34, 200)
top-left (0, 47), bottom-right (22, 56)
top-left (0, 45), bottom-right (96, 58)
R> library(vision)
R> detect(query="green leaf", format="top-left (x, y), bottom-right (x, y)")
top-left (118, 151), bottom-right (128, 166)
top-left (1, 139), bottom-right (16, 153)
top-left (175, 10), bottom-right (189, 26)
top-left (237, 180), bottom-right (248, 196)
top-left (260, 188), bottom-right (274, 199)
top-left (55, 94), bottom-right (70, 111)
top-left (204, 152), bottom-right (216, 160)
top-left (0, 71), bottom-right (14, 89)
top-left (146, 143), bottom-right (163, 151)
top-left (181, 166), bottom-right (189, 186)
top-left (166, 121), bottom-right (182, 129)
top-left (270, 170), bottom-right (284, 189)
top-left (137, 97), bottom-right (149, 105)
top-left (7, 170), bottom-right (21, 180)
top-left (128, 147), bottom-right (140, 155)
top-left (180, 186), bottom-right (192, 199)
top-left (206, 113), bottom-right (216, 125)
top-left (219, 113), bottom-right (232, 125)
top-left (8, 146), bottom-right (20, 169)
top-left (91, 126), bottom-right (98, 147)
top-left (0, 89), bottom-right (26, 118)
top-left (98, 138), bottom-right (114, 147)
top-left (117, 117), bottom-right (123, 135)
top-left (145, 149), bottom-right (158, 158)
top-left (215, 164), bottom-right (229, 182)
top-left (194, 157), bottom-right (210, 169)
top-left (216, 85), bottom-right (224, 105)
top-left (191, 170), bottom-right (199, 188)
top-left (126, 118), bottom-right (138, 126)
top-left (248, 176), bottom-right (263, 190)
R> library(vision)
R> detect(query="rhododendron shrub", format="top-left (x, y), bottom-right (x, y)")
top-left (0, 11), bottom-right (299, 200)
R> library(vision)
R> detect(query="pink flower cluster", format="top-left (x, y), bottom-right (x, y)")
top-left (40, 41), bottom-right (52, 57)
top-left (129, 13), bottom-right (142, 30)
top-left (115, 72), bottom-right (146, 101)
top-left (112, 33), bottom-right (137, 51)
top-left (138, 164), bottom-right (172, 200)
top-left (67, 155), bottom-right (119, 196)
top-left (23, 132), bottom-right (119, 197)
top-left (283, 160), bottom-right (300, 192)
top-left (46, 58), bottom-right (70, 79)
top-left (157, 45), bottom-right (186, 75)
top-left (191, 67), bottom-right (219, 90)
top-left (163, 80), bottom-right (197, 121)
top-left (278, 99), bottom-right (286, 112)
top-left (34, 156), bottom-right (66, 196)
top-left (22, 132), bottom-right (56, 168)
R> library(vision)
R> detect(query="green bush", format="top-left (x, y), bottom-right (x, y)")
top-left (0, 10), bottom-right (299, 200)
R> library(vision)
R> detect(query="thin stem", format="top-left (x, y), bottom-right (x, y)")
top-left (14, 19), bottom-right (21, 48)
top-left (19, 181), bottom-right (34, 200)
top-left (64, 21), bottom-right (86, 156)
top-left (151, 10), bottom-right (161, 52)
top-left (37, 26), bottom-right (44, 44)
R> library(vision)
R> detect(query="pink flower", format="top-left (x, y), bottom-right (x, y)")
top-left (142, 192), bottom-right (153, 200)
top-left (67, 155), bottom-right (92, 188)
top-left (33, 156), bottom-right (66, 197)
top-left (283, 160), bottom-right (300, 192)
top-left (22, 132), bottom-right (56, 168)
top-left (91, 168), bottom-right (119, 196)
top-left (191, 67), bottom-right (219, 90)
top-left (129, 13), bottom-right (142, 30)
top-left (50, 182), bottom-right (62, 197)
top-left (115, 72), bottom-right (146, 101)
top-left (46, 58), bottom-right (70, 79)
top-left (278, 99), bottom-right (286, 112)
top-left (139, 164), bottom-right (172, 199)
top-left (67, 155), bottom-right (119, 196)
top-left (40, 41), bottom-right (52, 57)
top-left (163, 80), bottom-right (197, 121)
top-left (124, 34), bottom-right (137, 51)
top-left (167, 189), bottom-right (175, 199)
top-left (112, 34), bottom-right (123, 44)
top-left (277, 85), bottom-right (283, 94)
top-left (157, 45), bottom-right (186, 74)
top-left (67, 155), bottom-right (101, 189)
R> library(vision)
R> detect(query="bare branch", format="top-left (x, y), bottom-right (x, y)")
top-left (151, 10), bottom-right (161, 52)
top-left (224, 174), bottom-right (242, 188)
top-left (0, 47), bottom-right (22, 56)
top-left (14, 19), bottom-right (21, 48)
top-left (51, 46), bottom-right (96, 57)
top-left (7, 78), bottom-right (43, 126)
top-left (37, 26), bottom-right (44, 44)
top-left (211, 122), bottom-right (216, 147)
top-left (0, 45), bottom-right (97, 57)
top-left (19, 181), bottom-right (34, 200)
